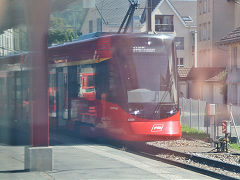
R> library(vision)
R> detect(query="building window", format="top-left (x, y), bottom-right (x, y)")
top-left (203, 0), bottom-right (207, 14)
top-left (155, 15), bottom-right (174, 32)
top-left (231, 46), bottom-right (237, 67)
top-left (202, 23), bottom-right (207, 41)
top-left (97, 18), bottom-right (102, 32)
top-left (192, 32), bottom-right (195, 52)
top-left (14, 36), bottom-right (18, 50)
top-left (175, 37), bottom-right (184, 50)
top-left (231, 84), bottom-right (237, 105)
top-left (89, 20), bottom-right (93, 33)
top-left (199, 24), bottom-right (201, 41)
top-left (208, 0), bottom-right (211, 12)
top-left (182, 16), bottom-right (193, 23)
top-left (9, 36), bottom-right (12, 50)
top-left (6, 37), bottom-right (9, 49)
top-left (177, 58), bottom-right (184, 67)
top-left (208, 22), bottom-right (210, 40)
top-left (199, 0), bottom-right (202, 15)
top-left (0, 36), bottom-right (2, 56)
top-left (237, 84), bottom-right (240, 105)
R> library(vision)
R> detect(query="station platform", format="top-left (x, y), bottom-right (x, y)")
top-left (0, 134), bottom-right (216, 180)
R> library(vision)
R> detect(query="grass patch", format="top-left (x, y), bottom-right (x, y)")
top-left (229, 143), bottom-right (240, 151)
top-left (181, 125), bottom-right (209, 140)
top-left (181, 126), bottom-right (240, 151)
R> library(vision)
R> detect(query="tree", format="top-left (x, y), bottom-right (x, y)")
top-left (48, 1), bottom-right (88, 45)
top-left (48, 15), bottom-right (75, 45)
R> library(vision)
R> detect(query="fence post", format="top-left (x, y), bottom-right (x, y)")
top-left (182, 97), bottom-right (184, 123)
top-left (230, 105), bottom-right (240, 144)
top-left (190, 98), bottom-right (192, 127)
top-left (208, 104), bottom-right (216, 146)
top-left (198, 99), bottom-right (200, 130)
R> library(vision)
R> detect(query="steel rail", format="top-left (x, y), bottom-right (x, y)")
top-left (133, 150), bottom-right (239, 180)
top-left (143, 143), bottom-right (240, 173)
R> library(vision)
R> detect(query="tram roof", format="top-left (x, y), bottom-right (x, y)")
top-left (73, 32), bottom-right (175, 42)
top-left (49, 32), bottom-right (175, 49)
top-left (0, 32), bottom-right (175, 60)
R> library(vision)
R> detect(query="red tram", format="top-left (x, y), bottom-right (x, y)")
top-left (0, 33), bottom-right (181, 141)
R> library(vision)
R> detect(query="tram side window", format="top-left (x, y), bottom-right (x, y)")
top-left (76, 64), bottom-right (96, 100)
top-left (7, 73), bottom-right (15, 115)
top-left (49, 69), bottom-right (56, 116)
top-left (0, 77), bottom-right (6, 114)
top-left (68, 66), bottom-right (78, 98)
top-left (21, 71), bottom-right (30, 105)
top-left (0, 78), bottom-right (5, 95)
top-left (95, 60), bottom-right (125, 105)
top-left (87, 75), bottom-right (95, 87)
top-left (95, 61), bottom-right (109, 100)
top-left (108, 63), bottom-right (122, 102)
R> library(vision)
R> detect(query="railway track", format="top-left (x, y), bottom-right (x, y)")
top-left (113, 142), bottom-right (240, 180)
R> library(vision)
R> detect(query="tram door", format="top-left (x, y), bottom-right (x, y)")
top-left (0, 72), bottom-right (7, 118)
top-left (56, 67), bottom-right (68, 128)
top-left (6, 72), bottom-right (15, 121)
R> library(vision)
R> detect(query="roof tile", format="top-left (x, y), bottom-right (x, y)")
top-left (178, 67), bottom-right (191, 79)
top-left (218, 26), bottom-right (240, 45)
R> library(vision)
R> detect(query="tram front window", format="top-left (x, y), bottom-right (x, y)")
top-left (121, 41), bottom-right (178, 119)
top-left (125, 54), bottom-right (177, 105)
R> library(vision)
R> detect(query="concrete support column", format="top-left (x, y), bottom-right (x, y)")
top-left (23, 0), bottom-right (52, 171)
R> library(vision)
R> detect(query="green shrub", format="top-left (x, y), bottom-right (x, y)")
top-left (181, 125), bottom-right (209, 140)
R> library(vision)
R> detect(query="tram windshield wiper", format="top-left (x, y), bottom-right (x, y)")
top-left (152, 77), bottom-right (174, 119)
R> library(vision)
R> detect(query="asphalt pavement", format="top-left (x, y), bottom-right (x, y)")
top-left (0, 133), bottom-right (217, 180)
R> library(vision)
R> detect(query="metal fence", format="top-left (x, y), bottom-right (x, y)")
top-left (230, 105), bottom-right (240, 126)
top-left (180, 98), bottom-right (206, 131)
top-left (179, 98), bottom-right (240, 137)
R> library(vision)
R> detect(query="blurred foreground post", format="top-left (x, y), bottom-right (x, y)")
top-left (24, 0), bottom-right (52, 171)
top-left (208, 104), bottom-right (216, 147)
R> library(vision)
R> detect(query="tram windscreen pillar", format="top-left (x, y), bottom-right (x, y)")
top-left (147, 0), bottom-right (152, 32)
top-left (24, 0), bottom-right (50, 147)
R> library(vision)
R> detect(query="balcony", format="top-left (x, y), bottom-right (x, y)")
top-left (155, 24), bottom-right (174, 32)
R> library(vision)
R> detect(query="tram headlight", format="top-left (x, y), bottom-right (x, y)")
top-left (128, 104), bottom-right (143, 116)
top-left (133, 110), bottom-right (140, 115)
top-left (166, 106), bottom-right (178, 115)
top-left (129, 108), bottom-right (142, 115)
